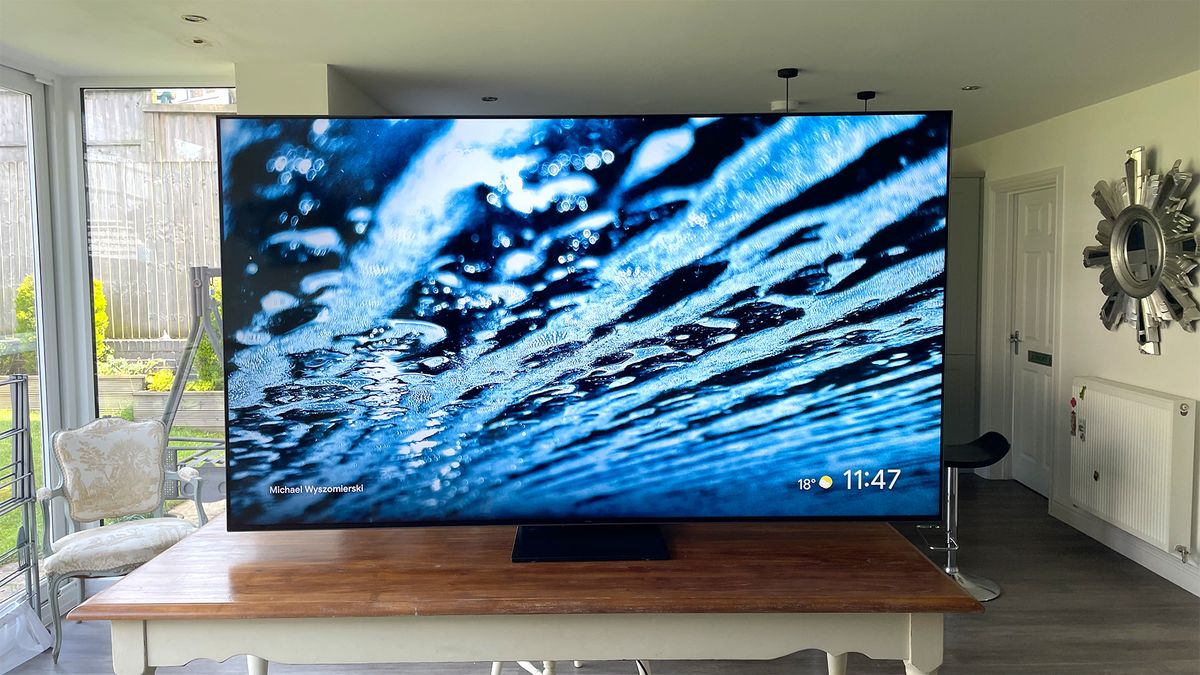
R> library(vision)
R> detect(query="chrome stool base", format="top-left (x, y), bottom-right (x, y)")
top-left (952, 571), bottom-right (1002, 602)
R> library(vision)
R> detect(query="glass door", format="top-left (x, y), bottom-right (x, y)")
top-left (0, 70), bottom-right (50, 608)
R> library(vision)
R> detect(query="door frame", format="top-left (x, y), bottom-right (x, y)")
top-left (978, 168), bottom-right (1065, 482)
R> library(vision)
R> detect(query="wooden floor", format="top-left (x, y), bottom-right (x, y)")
top-left (13, 476), bottom-right (1200, 674)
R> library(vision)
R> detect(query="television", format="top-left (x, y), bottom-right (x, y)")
top-left (218, 112), bottom-right (951, 558)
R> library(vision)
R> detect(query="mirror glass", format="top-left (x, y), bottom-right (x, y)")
top-left (1124, 218), bottom-right (1161, 283)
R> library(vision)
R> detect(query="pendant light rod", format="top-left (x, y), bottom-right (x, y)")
top-left (856, 90), bottom-right (877, 112)
top-left (777, 68), bottom-right (800, 113)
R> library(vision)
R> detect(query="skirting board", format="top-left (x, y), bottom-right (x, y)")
top-left (1049, 499), bottom-right (1200, 597)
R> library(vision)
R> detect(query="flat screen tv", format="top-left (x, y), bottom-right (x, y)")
top-left (219, 112), bottom-right (951, 543)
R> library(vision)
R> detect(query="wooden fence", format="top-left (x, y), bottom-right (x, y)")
top-left (83, 89), bottom-right (228, 341)
top-left (0, 90), bottom-right (36, 337)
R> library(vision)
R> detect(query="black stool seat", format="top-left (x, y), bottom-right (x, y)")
top-left (928, 430), bottom-right (1012, 602)
top-left (945, 431), bottom-right (1011, 469)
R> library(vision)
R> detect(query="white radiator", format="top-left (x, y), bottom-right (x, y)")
top-left (1069, 377), bottom-right (1196, 557)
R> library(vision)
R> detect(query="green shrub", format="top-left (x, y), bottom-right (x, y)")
top-left (146, 369), bottom-right (175, 392)
top-left (92, 279), bottom-right (110, 362)
top-left (195, 336), bottom-right (222, 389)
top-left (145, 368), bottom-right (217, 392)
top-left (195, 279), bottom-right (224, 390)
top-left (188, 378), bottom-right (216, 392)
top-left (117, 403), bottom-right (135, 421)
top-left (11, 276), bottom-right (38, 374)
top-left (14, 276), bottom-right (35, 335)
top-left (12, 275), bottom-right (111, 372)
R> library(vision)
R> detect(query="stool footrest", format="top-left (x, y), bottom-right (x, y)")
top-left (916, 524), bottom-right (959, 552)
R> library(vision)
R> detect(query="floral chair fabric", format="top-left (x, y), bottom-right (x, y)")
top-left (51, 417), bottom-right (166, 522)
top-left (41, 517), bottom-right (195, 576)
top-left (39, 417), bottom-right (206, 663)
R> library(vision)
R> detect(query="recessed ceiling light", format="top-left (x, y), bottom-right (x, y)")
top-left (961, 85), bottom-right (982, 91)
top-left (481, 96), bottom-right (499, 102)
top-left (189, 37), bottom-right (212, 47)
top-left (181, 14), bottom-right (208, 23)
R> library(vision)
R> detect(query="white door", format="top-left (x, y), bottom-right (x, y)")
top-left (1010, 186), bottom-right (1057, 496)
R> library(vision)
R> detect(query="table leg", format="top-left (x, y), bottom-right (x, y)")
top-left (903, 614), bottom-right (943, 675)
top-left (110, 621), bottom-right (154, 675)
top-left (247, 655), bottom-right (269, 675)
top-left (826, 652), bottom-right (847, 675)
top-left (635, 660), bottom-right (652, 675)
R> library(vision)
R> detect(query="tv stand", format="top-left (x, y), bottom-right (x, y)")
top-left (511, 524), bottom-right (670, 562)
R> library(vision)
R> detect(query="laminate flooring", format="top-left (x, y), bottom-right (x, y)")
top-left (13, 476), bottom-right (1200, 674)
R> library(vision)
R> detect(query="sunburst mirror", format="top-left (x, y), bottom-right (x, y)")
top-left (1083, 147), bottom-right (1199, 355)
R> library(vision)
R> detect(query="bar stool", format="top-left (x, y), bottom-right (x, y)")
top-left (922, 431), bottom-right (1011, 602)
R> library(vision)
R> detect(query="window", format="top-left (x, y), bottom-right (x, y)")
top-left (82, 88), bottom-right (235, 519)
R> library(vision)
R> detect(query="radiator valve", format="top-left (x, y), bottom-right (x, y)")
top-left (1175, 545), bottom-right (1190, 564)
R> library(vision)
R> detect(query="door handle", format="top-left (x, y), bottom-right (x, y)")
top-left (1009, 330), bottom-right (1021, 355)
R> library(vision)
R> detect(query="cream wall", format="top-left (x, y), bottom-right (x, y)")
top-left (234, 63), bottom-right (385, 115)
top-left (954, 70), bottom-right (1200, 590)
top-left (234, 62), bottom-right (332, 115)
top-left (326, 66), bottom-right (387, 115)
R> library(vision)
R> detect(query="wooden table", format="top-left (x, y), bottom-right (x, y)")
top-left (71, 516), bottom-right (981, 675)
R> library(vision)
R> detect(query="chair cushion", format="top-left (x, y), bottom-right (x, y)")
top-left (43, 518), bottom-right (195, 577)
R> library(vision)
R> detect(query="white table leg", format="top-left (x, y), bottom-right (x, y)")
top-left (544, 662), bottom-right (556, 675)
top-left (247, 655), bottom-right (269, 675)
top-left (826, 652), bottom-right (847, 675)
top-left (491, 663), bottom-right (504, 675)
top-left (110, 621), bottom-right (154, 675)
top-left (635, 660), bottom-right (652, 675)
top-left (903, 614), bottom-right (943, 675)
top-left (573, 662), bottom-right (582, 669)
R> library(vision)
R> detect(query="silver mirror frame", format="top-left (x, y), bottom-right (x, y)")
top-left (1083, 147), bottom-right (1199, 355)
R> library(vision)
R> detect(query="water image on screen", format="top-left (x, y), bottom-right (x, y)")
top-left (220, 113), bottom-right (950, 528)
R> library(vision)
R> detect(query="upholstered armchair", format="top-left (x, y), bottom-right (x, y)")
top-left (37, 417), bottom-right (207, 662)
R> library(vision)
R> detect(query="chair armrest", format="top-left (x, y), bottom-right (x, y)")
top-left (166, 467), bottom-right (208, 526)
top-left (36, 485), bottom-right (64, 558)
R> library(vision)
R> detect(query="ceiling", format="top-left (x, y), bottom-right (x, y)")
top-left (2, 0), bottom-right (1198, 146)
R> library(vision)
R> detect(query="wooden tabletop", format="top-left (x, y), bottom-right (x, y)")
top-left (71, 516), bottom-right (982, 621)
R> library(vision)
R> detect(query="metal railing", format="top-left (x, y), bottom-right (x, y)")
top-left (0, 374), bottom-right (41, 612)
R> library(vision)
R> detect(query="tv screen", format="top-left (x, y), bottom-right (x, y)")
top-left (219, 112), bottom-right (950, 530)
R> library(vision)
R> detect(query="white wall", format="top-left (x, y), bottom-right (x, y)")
top-left (954, 70), bottom-right (1200, 591)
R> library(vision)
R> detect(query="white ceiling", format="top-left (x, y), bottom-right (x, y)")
top-left (2, 0), bottom-right (1198, 145)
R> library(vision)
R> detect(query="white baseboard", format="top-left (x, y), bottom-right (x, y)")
top-left (1049, 499), bottom-right (1200, 597)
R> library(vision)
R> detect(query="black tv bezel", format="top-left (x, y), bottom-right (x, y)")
top-left (216, 110), bottom-right (952, 532)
